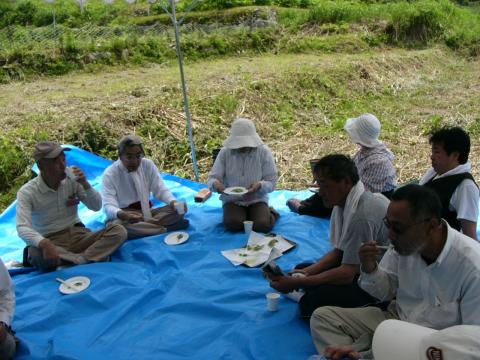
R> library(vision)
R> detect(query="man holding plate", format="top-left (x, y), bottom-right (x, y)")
top-left (207, 118), bottom-right (279, 233)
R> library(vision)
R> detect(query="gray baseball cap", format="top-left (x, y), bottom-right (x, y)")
top-left (33, 141), bottom-right (70, 162)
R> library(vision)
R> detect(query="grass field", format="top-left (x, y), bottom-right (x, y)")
top-left (0, 1), bottom-right (479, 212)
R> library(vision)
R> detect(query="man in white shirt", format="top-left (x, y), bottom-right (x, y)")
top-left (310, 184), bottom-right (480, 359)
top-left (102, 135), bottom-right (188, 239)
top-left (420, 126), bottom-right (478, 240)
top-left (16, 141), bottom-right (128, 271)
top-left (0, 259), bottom-right (16, 360)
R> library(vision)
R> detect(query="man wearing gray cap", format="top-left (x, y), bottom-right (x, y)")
top-left (101, 135), bottom-right (188, 239)
top-left (16, 141), bottom-right (128, 271)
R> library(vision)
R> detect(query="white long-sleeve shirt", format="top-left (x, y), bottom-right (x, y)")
top-left (102, 159), bottom-right (176, 220)
top-left (0, 259), bottom-right (14, 326)
top-left (359, 221), bottom-right (480, 329)
top-left (16, 175), bottom-right (102, 247)
top-left (207, 145), bottom-right (277, 206)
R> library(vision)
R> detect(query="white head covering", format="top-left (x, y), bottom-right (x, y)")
top-left (373, 320), bottom-right (480, 360)
top-left (223, 118), bottom-right (264, 149)
top-left (344, 113), bottom-right (381, 148)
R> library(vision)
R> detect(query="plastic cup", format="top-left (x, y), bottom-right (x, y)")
top-left (65, 167), bottom-right (78, 181)
top-left (243, 220), bottom-right (253, 234)
top-left (266, 292), bottom-right (280, 312)
top-left (175, 201), bottom-right (186, 215)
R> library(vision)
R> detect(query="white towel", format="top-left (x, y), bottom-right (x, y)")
top-left (329, 181), bottom-right (365, 248)
top-left (130, 171), bottom-right (152, 219)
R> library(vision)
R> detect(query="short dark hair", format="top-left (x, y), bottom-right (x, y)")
top-left (391, 184), bottom-right (442, 221)
top-left (313, 154), bottom-right (359, 184)
top-left (429, 126), bottom-right (470, 164)
top-left (118, 135), bottom-right (144, 156)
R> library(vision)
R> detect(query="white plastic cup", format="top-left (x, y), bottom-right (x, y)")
top-left (65, 167), bottom-right (78, 181)
top-left (243, 220), bottom-right (253, 234)
top-left (266, 292), bottom-right (280, 312)
top-left (175, 201), bottom-right (186, 215)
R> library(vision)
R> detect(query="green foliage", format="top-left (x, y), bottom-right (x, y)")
top-left (65, 120), bottom-right (117, 159)
top-left (0, 137), bottom-right (30, 192)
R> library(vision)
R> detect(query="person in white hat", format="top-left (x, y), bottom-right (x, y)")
top-left (101, 135), bottom-right (189, 239)
top-left (207, 118), bottom-right (279, 232)
top-left (16, 141), bottom-right (128, 271)
top-left (310, 184), bottom-right (480, 360)
top-left (287, 114), bottom-right (396, 218)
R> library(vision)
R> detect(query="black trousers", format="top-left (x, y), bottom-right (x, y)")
top-left (295, 263), bottom-right (376, 318)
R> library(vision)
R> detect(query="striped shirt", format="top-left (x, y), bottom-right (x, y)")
top-left (207, 145), bottom-right (277, 206)
top-left (354, 143), bottom-right (396, 193)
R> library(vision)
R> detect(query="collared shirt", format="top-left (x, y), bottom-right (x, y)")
top-left (207, 145), bottom-right (277, 206)
top-left (419, 162), bottom-right (479, 222)
top-left (359, 222), bottom-right (480, 329)
top-left (16, 175), bottom-right (102, 247)
top-left (102, 158), bottom-right (175, 220)
top-left (0, 259), bottom-right (14, 326)
top-left (353, 143), bottom-right (396, 193)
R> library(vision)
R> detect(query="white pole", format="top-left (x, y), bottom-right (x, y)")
top-left (169, 0), bottom-right (200, 181)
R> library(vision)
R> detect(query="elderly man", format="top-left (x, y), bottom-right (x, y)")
top-left (0, 259), bottom-right (16, 360)
top-left (420, 126), bottom-right (478, 240)
top-left (16, 141), bottom-right (127, 271)
top-left (102, 135), bottom-right (188, 239)
top-left (207, 118), bottom-right (278, 233)
top-left (310, 185), bottom-right (480, 360)
top-left (268, 154), bottom-right (389, 317)
top-left (287, 113), bottom-right (396, 217)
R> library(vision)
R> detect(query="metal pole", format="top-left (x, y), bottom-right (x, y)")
top-left (170, 0), bottom-right (199, 181)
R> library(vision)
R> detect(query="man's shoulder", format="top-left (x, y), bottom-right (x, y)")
top-left (359, 191), bottom-right (389, 210)
top-left (18, 177), bottom-right (40, 196)
top-left (448, 228), bottom-right (480, 270)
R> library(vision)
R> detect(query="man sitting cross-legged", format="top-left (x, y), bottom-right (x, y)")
top-left (310, 184), bottom-right (480, 360)
top-left (16, 141), bottom-right (128, 271)
top-left (102, 135), bottom-right (188, 239)
top-left (267, 154), bottom-right (390, 317)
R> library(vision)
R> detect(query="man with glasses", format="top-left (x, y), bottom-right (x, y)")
top-left (102, 135), bottom-right (188, 239)
top-left (310, 184), bottom-right (480, 359)
top-left (16, 141), bottom-right (128, 271)
top-left (267, 154), bottom-right (389, 317)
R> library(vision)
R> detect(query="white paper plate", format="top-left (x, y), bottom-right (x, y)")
top-left (59, 276), bottom-right (90, 295)
top-left (224, 186), bottom-right (248, 196)
top-left (164, 231), bottom-right (189, 245)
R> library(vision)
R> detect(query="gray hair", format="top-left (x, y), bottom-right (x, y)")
top-left (117, 135), bottom-right (144, 156)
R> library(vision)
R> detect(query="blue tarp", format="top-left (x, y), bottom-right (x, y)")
top-left (0, 146), bottom-right (333, 360)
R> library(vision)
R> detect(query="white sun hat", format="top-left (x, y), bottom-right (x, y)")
top-left (373, 320), bottom-right (480, 360)
top-left (344, 113), bottom-right (381, 147)
top-left (223, 118), bottom-right (264, 149)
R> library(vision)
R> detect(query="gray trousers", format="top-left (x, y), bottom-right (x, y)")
top-left (113, 205), bottom-right (187, 239)
top-left (28, 223), bottom-right (128, 271)
top-left (0, 326), bottom-right (18, 360)
top-left (310, 303), bottom-right (399, 358)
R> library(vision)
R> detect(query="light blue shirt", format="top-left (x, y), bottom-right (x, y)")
top-left (207, 145), bottom-right (277, 206)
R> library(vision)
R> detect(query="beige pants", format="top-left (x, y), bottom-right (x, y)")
top-left (114, 205), bottom-right (186, 239)
top-left (310, 303), bottom-right (399, 358)
top-left (28, 223), bottom-right (127, 271)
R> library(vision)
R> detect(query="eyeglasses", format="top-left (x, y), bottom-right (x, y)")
top-left (122, 153), bottom-right (144, 161)
top-left (382, 216), bottom-right (431, 235)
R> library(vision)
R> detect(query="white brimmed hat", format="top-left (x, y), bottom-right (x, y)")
top-left (223, 118), bottom-right (263, 149)
top-left (373, 320), bottom-right (480, 360)
top-left (344, 113), bottom-right (381, 147)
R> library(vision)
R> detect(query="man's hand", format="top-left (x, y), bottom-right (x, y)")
top-left (324, 345), bottom-right (362, 360)
top-left (0, 323), bottom-right (7, 343)
top-left (71, 166), bottom-right (91, 190)
top-left (269, 275), bottom-right (302, 293)
top-left (213, 180), bottom-right (225, 193)
top-left (247, 181), bottom-right (261, 193)
top-left (39, 238), bottom-right (60, 264)
top-left (287, 198), bottom-right (302, 213)
top-left (117, 210), bottom-right (143, 223)
top-left (358, 241), bottom-right (380, 274)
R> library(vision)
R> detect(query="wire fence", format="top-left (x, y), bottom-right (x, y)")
top-left (0, 15), bottom-right (277, 51)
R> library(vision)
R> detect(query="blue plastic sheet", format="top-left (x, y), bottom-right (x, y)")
top-left (1, 146), bottom-right (334, 359)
